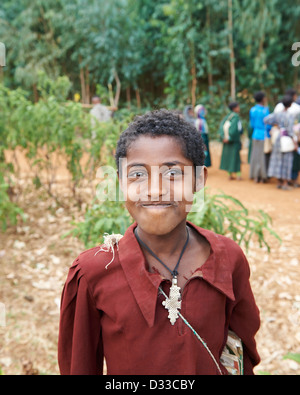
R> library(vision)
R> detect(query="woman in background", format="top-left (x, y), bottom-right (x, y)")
top-left (183, 105), bottom-right (196, 126)
top-left (219, 102), bottom-right (243, 180)
top-left (264, 95), bottom-right (296, 190)
top-left (194, 104), bottom-right (211, 168)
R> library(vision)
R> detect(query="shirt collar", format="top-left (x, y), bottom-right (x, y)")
top-left (117, 222), bottom-right (235, 328)
top-left (187, 222), bottom-right (235, 302)
top-left (118, 223), bottom-right (162, 328)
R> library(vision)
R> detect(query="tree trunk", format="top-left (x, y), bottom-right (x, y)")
top-left (126, 86), bottom-right (131, 109)
top-left (189, 40), bottom-right (197, 107)
top-left (107, 70), bottom-right (121, 109)
top-left (113, 69), bottom-right (121, 108)
top-left (108, 83), bottom-right (115, 108)
top-left (135, 88), bottom-right (141, 109)
top-left (228, 0), bottom-right (236, 101)
top-left (206, 5), bottom-right (213, 92)
top-left (80, 67), bottom-right (86, 104)
top-left (85, 68), bottom-right (90, 104)
top-left (33, 83), bottom-right (39, 103)
top-left (191, 62), bottom-right (197, 108)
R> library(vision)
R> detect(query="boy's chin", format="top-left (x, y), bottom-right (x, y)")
top-left (135, 217), bottom-right (187, 237)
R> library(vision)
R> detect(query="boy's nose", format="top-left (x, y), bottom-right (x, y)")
top-left (147, 167), bottom-right (168, 201)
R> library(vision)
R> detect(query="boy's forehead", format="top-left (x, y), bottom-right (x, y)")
top-left (126, 135), bottom-right (188, 163)
top-left (127, 134), bottom-right (182, 152)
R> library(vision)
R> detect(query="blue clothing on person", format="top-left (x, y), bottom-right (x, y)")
top-left (249, 104), bottom-right (271, 140)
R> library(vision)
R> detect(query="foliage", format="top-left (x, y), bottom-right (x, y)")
top-left (0, 78), bottom-right (85, 190)
top-left (258, 352), bottom-right (300, 374)
top-left (0, 76), bottom-right (130, 227)
top-left (0, 75), bottom-right (130, 202)
top-left (71, 188), bottom-right (281, 251)
top-left (68, 200), bottom-right (131, 249)
top-left (1, 0), bottom-right (300, 107)
top-left (283, 353), bottom-right (300, 365)
top-left (0, 79), bottom-right (281, 253)
top-left (0, 77), bottom-right (281, 251)
top-left (0, 172), bottom-right (25, 231)
top-left (187, 189), bottom-right (281, 252)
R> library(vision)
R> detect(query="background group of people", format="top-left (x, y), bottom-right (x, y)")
top-left (184, 89), bottom-right (300, 190)
top-left (249, 90), bottom-right (300, 190)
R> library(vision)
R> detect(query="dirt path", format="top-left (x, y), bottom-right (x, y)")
top-left (0, 142), bottom-right (299, 375)
top-left (208, 143), bottom-right (300, 374)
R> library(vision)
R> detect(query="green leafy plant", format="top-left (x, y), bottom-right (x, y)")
top-left (0, 79), bottom-right (130, 207)
top-left (0, 173), bottom-right (25, 231)
top-left (2, 0), bottom-right (299, 109)
top-left (283, 353), bottom-right (300, 365)
top-left (188, 189), bottom-right (281, 252)
top-left (258, 352), bottom-right (300, 375)
top-left (67, 200), bottom-right (131, 249)
top-left (71, 188), bottom-right (280, 252)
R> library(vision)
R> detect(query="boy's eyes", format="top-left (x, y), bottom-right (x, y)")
top-left (127, 167), bottom-right (183, 179)
top-left (128, 170), bottom-right (147, 179)
top-left (163, 168), bottom-right (183, 177)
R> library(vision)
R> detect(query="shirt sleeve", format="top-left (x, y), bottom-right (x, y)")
top-left (274, 102), bottom-right (284, 113)
top-left (228, 115), bottom-right (239, 142)
top-left (263, 112), bottom-right (277, 126)
top-left (218, 117), bottom-right (226, 140)
top-left (228, 250), bottom-right (261, 375)
top-left (58, 259), bottom-right (103, 375)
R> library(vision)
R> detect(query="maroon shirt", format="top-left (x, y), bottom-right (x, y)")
top-left (58, 222), bottom-right (260, 375)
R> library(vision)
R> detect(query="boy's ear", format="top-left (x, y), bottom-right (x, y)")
top-left (117, 158), bottom-right (127, 192)
top-left (195, 166), bottom-right (207, 192)
top-left (117, 169), bottom-right (124, 191)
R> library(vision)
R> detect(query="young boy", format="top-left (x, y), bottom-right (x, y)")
top-left (58, 109), bottom-right (260, 375)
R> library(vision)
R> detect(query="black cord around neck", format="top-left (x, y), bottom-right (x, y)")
top-left (134, 226), bottom-right (189, 278)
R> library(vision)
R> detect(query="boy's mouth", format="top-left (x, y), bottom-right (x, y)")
top-left (138, 202), bottom-right (176, 208)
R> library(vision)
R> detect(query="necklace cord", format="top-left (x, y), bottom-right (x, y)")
top-left (134, 226), bottom-right (189, 278)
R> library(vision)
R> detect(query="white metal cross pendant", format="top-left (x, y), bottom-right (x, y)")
top-left (162, 277), bottom-right (181, 325)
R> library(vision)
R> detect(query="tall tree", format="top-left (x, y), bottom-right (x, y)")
top-left (228, 0), bottom-right (236, 100)
top-left (0, 0), bottom-right (64, 99)
top-left (1, 0), bottom-right (300, 107)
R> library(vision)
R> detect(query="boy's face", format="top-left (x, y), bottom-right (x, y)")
top-left (119, 135), bottom-right (207, 236)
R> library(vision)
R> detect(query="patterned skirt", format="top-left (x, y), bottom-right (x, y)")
top-left (268, 136), bottom-right (294, 180)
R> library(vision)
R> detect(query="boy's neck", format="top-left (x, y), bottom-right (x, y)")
top-left (136, 221), bottom-right (188, 258)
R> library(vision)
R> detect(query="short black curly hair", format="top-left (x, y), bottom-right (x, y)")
top-left (115, 109), bottom-right (205, 172)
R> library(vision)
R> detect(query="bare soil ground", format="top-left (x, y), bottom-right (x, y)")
top-left (0, 142), bottom-right (299, 375)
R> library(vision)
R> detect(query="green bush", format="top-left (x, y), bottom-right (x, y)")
top-left (188, 189), bottom-right (281, 252)
top-left (283, 353), bottom-right (300, 365)
top-left (0, 173), bottom-right (25, 231)
top-left (68, 200), bottom-right (131, 249)
top-left (71, 188), bottom-right (280, 251)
